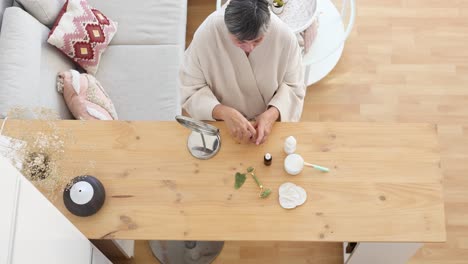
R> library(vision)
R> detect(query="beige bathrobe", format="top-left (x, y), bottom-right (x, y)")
top-left (180, 9), bottom-right (305, 122)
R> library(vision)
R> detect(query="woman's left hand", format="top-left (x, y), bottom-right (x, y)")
top-left (253, 107), bottom-right (280, 145)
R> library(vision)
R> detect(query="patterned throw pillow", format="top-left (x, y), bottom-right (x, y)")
top-left (48, 0), bottom-right (118, 75)
top-left (57, 70), bottom-right (118, 120)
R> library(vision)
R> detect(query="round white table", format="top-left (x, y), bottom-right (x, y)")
top-left (217, 0), bottom-right (356, 86)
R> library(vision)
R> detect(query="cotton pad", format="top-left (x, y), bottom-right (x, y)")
top-left (279, 182), bottom-right (307, 209)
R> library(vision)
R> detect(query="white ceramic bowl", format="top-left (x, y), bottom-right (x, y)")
top-left (284, 153), bottom-right (304, 175)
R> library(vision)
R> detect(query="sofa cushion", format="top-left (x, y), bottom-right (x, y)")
top-left (48, 0), bottom-right (118, 75)
top-left (87, 0), bottom-right (187, 46)
top-left (0, 0), bottom-right (13, 30)
top-left (0, 7), bottom-right (73, 119)
top-left (15, 0), bottom-right (64, 28)
top-left (95, 45), bottom-right (182, 120)
top-left (57, 70), bottom-right (118, 120)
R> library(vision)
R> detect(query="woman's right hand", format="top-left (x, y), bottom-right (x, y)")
top-left (213, 104), bottom-right (256, 144)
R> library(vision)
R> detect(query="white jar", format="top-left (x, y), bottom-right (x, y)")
top-left (284, 136), bottom-right (297, 154)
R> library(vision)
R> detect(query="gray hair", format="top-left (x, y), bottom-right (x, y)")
top-left (224, 0), bottom-right (271, 41)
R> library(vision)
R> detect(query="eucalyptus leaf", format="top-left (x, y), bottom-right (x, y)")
top-left (234, 172), bottom-right (246, 189)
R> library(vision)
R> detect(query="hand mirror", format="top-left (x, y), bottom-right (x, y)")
top-left (175, 115), bottom-right (221, 160)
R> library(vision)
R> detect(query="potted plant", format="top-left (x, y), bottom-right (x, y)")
top-left (272, 0), bottom-right (285, 15)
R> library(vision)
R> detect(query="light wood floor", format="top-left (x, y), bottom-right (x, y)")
top-left (117, 0), bottom-right (468, 263)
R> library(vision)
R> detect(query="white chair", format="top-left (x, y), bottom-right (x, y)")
top-left (302, 0), bottom-right (356, 85)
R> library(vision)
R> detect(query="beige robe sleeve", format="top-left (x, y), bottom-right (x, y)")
top-left (179, 44), bottom-right (220, 121)
top-left (268, 36), bottom-right (306, 122)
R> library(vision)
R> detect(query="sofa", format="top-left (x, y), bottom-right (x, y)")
top-left (0, 0), bottom-right (11, 30)
top-left (0, 0), bottom-right (187, 121)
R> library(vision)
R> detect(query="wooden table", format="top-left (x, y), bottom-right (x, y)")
top-left (3, 120), bottom-right (446, 263)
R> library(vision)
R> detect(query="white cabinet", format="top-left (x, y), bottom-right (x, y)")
top-left (12, 176), bottom-right (92, 264)
top-left (113, 240), bottom-right (135, 259)
top-left (0, 156), bottom-right (20, 264)
top-left (344, 242), bottom-right (423, 264)
top-left (92, 245), bottom-right (113, 264)
top-left (0, 156), bottom-right (113, 264)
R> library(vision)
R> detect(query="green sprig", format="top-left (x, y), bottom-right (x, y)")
top-left (234, 172), bottom-right (247, 189)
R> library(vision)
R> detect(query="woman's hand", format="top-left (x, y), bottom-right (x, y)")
top-left (213, 104), bottom-right (256, 144)
top-left (253, 107), bottom-right (280, 145)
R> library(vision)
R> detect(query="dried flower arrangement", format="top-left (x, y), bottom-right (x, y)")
top-left (23, 151), bottom-right (50, 180)
top-left (4, 107), bottom-right (95, 201)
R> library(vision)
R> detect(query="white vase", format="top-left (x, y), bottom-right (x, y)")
top-left (272, 4), bottom-right (284, 14)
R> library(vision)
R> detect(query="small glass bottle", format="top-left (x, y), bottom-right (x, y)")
top-left (264, 153), bottom-right (272, 166)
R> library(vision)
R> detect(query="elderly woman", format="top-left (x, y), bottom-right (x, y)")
top-left (180, 0), bottom-right (305, 145)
